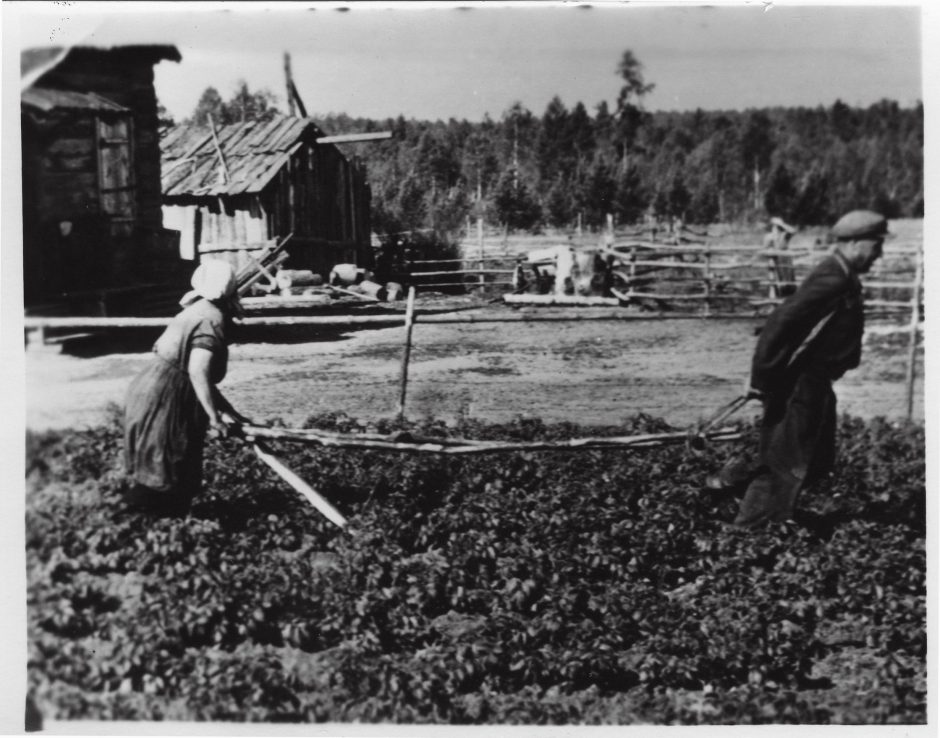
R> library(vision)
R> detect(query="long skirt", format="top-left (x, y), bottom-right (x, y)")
top-left (123, 356), bottom-right (208, 510)
top-left (733, 373), bottom-right (836, 528)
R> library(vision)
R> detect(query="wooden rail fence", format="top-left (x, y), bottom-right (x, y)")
top-left (405, 244), bottom-right (922, 316)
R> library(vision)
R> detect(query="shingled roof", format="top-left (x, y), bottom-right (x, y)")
top-left (22, 87), bottom-right (129, 113)
top-left (161, 114), bottom-right (329, 197)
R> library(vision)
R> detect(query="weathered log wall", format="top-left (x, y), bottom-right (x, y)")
top-left (22, 46), bottom-right (183, 303)
top-left (36, 50), bottom-right (169, 231)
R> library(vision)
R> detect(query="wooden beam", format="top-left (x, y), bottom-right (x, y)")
top-left (905, 247), bottom-right (923, 419)
top-left (252, 441), bottom-right (346, 527)
top-left (397, 287), bottom-right (417, 421)
top-left (236, 423), bottom-right (743, 456)
top-left (503, 294), bottom-right (621, 307)
top-left (315, 132), bottom-right (393, 145)
top-left (411, 269), bottom-right (514, 277)
top-left (206, 114), bottom-right (230, 184)
top-left (284, 52), bottom-right (296, 116)
top-left (24, 312), bottom-right (767, 332)
top-left (282, 51), bottom-right (309, 118)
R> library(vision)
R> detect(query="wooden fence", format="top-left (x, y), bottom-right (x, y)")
top-left (24, 286), bottom-right (923, 421)
top-left (24, 234), bottom-right (923, 420)
top-left (406, 240), bottom-right (923, 316)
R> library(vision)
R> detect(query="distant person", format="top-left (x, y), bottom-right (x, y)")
top-left (123, 261), bottom-right (242, 517)
top-left (764, 216), bottom-right (797, 298)
top-left (707, 210), bottom-right (888, 529)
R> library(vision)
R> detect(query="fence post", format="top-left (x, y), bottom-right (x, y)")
top-left (703, 241), bottom-right (712, 317)
top-left (767, 250), bottom-right (778, 300)
top-left (904, 246), bottom-right (923, 420)
top-left (628, 246), bottom-right (637, 299)
top-left (477, 215), bottom-right (485, 285)
top-left (397, 286), bottom-right (417, 421)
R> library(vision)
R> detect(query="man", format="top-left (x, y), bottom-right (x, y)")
top-left (708, 210), bottom-right (887, 528)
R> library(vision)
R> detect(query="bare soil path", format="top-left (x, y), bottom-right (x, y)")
top-left (25, 309), bottom-right (923, 432)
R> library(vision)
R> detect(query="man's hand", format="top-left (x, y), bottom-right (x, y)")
top-left (745, 386), bottom-right (767, 402)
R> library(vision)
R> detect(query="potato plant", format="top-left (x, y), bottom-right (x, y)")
top-left (25, 413), bottom-right (925, 724)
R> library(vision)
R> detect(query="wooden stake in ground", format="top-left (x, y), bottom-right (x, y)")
top-left (397, 286), bottom-right (417, 421)
top-left (905, 246), bottom-right (923, 420)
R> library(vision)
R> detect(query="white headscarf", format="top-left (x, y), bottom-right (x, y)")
top-left (179, 261), bottom-right (241, 312)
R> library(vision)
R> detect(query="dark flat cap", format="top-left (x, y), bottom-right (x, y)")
top-left (831, 210), bottom-right (888, 240)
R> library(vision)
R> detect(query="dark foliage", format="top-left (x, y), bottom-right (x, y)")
top-left (26, 414), bottom-right (925, 724)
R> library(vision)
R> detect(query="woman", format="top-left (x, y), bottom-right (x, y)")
top-left (123, 261), bottom-right (242, 516)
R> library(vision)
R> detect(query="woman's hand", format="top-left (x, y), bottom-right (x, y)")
top-left (208, 416), bottom-right (231, 440)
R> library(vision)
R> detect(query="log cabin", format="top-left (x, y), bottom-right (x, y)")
top-left (160, 114), bottom-right (373, 282)
top-left (21, 45), bottom-right (184, 312)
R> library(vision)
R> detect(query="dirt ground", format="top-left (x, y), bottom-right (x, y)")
top-left (25, 307), bottom-right (924, 433)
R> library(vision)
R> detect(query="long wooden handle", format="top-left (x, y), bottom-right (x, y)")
top-left (238, 423), bottom-right (742, 455)
top-left (252, 441), bottom-right (347, 528)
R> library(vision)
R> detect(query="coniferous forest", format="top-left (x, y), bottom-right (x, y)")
top-left (319, 100), bottom-right (923, 241)
top-left (180, 50), bottom-right (923, 247)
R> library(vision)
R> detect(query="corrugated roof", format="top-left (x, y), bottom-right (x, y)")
top-left (161, 114), bottom-right (328, 197)
top-left (22, 87), bottom-right (129, 113)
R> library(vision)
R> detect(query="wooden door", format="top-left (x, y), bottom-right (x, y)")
top-left (96, 116), bottom-right (136, 237)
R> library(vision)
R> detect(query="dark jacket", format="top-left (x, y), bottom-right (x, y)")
top-left (750, 251), bottom-right (864, 395)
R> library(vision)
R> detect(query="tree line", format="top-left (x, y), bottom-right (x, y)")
top-left (321, 99), bottom-right (922, 241)
top-left (175, 52), bottom-right (922, 249)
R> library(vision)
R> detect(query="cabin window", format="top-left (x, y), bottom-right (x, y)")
top-left (96, 115), bottom-right (136, 237)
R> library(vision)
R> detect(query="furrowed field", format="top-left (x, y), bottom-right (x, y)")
top-left (26, 408), bottom-right (925, 725)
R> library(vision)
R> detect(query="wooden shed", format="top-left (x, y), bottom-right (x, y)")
top-left (160, 114), bottom-right (372, 280)
top-left (21, 45), bottom-right (183, 309)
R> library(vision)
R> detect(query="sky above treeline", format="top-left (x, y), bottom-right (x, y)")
top-left (9, 2), bottom-right (926, 123)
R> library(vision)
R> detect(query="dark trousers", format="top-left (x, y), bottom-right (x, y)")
top-left (720, 373), bottom-right (837, 528)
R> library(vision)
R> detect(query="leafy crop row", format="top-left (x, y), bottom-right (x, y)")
top-left (26, 412), bottom-right (925, 724)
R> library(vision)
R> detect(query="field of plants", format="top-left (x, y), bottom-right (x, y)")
top-left (26, 406), bottom-right (925, 725)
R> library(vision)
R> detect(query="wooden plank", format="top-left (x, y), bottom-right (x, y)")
top-left (240, 142), bottom-right (302, 195)
top-left (38, 172), bottom-right (99, 212)
top-left (43, 153), bottom-right (96, 173)
top-left (409, 258), bottom-right (514, 265)
top-left (24, 312), bottom-right (769, 331)
top-left (315, 132), bottom-right (392, 144)
top-left (397, 287), bottom-right (417, 420)
top-left (238, 423), bottom-right (742, 456)
top-left (503, 294), bottom-right (621, 307)
top-left (251, 442), bottom-right (347, 528)
top-left (412, 269), bottom-right (515, 277)
top-left (904, 248), bottom-right (923, 419)
top-left (47, 137), bottom-right (96, 157)
top-left (423, 281), bottom-right (516, 288)
top-left (862, 281), bottom-right (918, 290)
top-left (241, 294), bottom-right (332, 310)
